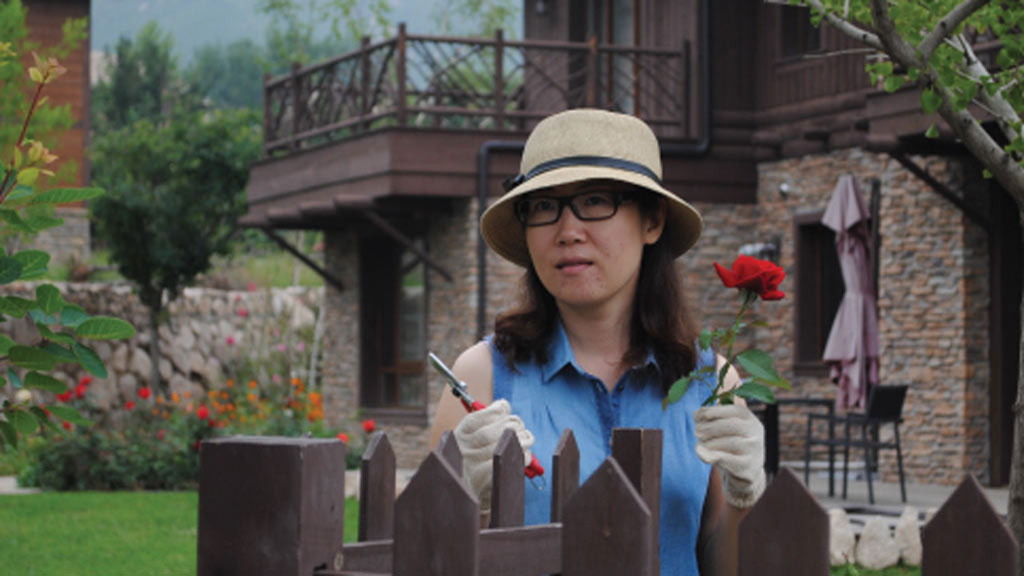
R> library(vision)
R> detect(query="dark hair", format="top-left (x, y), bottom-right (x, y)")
top-left (493, 189), bottom-right (697, 393)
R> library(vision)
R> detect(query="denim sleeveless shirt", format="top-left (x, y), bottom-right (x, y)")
top-left (490, 322), bottom-right (716, 576)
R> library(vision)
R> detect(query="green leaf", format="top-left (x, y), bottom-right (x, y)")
top-left (6, 409), bottom-right (38, 435)
top-left (983, 169), bottom-right (993, 179)
top-left (29, 406), bottom-right (59, 432)
top-left (49, 404), bottom-right (91, 427)
top-left (75, 316), bottom-right (136, 340)
top-left (2, 185), bottom-right (34, 208)
top-left (0, 208), bottom-right (32, 234)
top-left (42, 342), bottom-right (77, 362)
top-left (28, 308), bottom-right (57, 325)
top-left (16, 167), bottom-right (39, 187)
top-left (13, 250), bottom-right (49, 279)
top-left (7, 368), bottom-right (23, 389)
top-left (73, 343), bottom-right (108, 378)
top-left (37, 325), bottom-right (75, 345)
top-left (0, 420), bottom-right (17, 448)
top-left (735, 381), bottom-right (777, 404)
top-left (921, 89), bottom-right (942, 114)
top-left (883, 75), bottom-right (905, 93)
top-left (736, 349), bottom-right (784, 386)
top-left (29, 187), bottom-right (104, 204)
top-left (35, 284), bottom-right (63, 315)
top-left (0, 296), bottom-right (35, 317)
top-left (925, 124), bottom-right (940, 139)
top-left (698, 329), bottom-right (712, 351)
top-left (8, 345), bottom-right (58, 371)
top-left (663, 374), bottom-right (692, 409)
top-left (24, 371), bottom-right (67, 393)
top-left (60, 305), bottom-right (88, 328)
top-left (0, 334), bottom-right (14, 355)
top-left (0, 256), bottom-right (24, 285)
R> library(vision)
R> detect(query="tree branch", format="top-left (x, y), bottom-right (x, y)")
top-left (869, 0), bottom-right (922, 67)
top-left (918, 0), bottom-right (991, 61)
top-left (949, 32), bottom-right (1024, 145)
top-left (804, 0), bottom-right (884, 51)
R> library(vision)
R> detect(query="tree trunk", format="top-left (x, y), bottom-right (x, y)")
top-left (148, 305), bottom-right (163, 394)
top-left (1008, 214), bottom-right (1024, 576)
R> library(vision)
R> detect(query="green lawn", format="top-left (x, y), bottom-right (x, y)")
top-left (0, 491), bottom-right (359, 575)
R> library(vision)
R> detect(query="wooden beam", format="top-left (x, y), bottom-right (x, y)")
top-left (359, 210), bottom-right (454, 282)
top-left (260, 228), bottom-right (345, 292)
top-left (890, 153), bottom-right (990, 228)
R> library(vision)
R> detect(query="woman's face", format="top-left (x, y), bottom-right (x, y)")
top-left (524, 180), bottom-right (665, 315)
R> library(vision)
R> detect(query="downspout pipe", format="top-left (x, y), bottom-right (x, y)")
top-left (473, 0), bottom-right (712, 339)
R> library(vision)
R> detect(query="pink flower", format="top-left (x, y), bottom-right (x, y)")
top-left (272, 374), bottom-right (281, 383)
top-left (157, 429), bottom-right (166, 440)
top-left (277, 343), bottom-right (287, 352)
top-left (226, 335), bottom-right (235, 346)
top-left (296, 342), bottom-right (305, 352)
top-left (125, 400), bottom-right (135, 411)
top-left (248, 282), bottom-right (257, 291)
top-left (237, 307), bottom-right (248, 318)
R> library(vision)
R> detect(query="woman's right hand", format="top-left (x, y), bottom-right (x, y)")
top-left (453, 399), bottom-right (535, 511)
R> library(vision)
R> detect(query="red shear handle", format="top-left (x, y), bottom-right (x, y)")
top-left (460, 398), bottom-right (545, 479)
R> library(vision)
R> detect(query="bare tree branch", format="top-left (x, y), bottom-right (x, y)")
top-left (805, 0), bottom-right (884, 51)
top-left (869, 0), bottom-right (921, 67)
top-left (918, 0), bottom-right (991, 61)
top-left (801, 47), bottom-right (878, 59)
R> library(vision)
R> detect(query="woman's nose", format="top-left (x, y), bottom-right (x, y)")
top-left (554, 206), bottom-right (585, 244)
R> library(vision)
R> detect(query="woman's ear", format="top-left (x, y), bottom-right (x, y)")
top-left (643, 197), bottom-right (667, 245)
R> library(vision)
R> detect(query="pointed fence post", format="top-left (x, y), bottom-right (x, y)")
top-left (436, 429), bottom-right (464, 476)
top-left (197, 436), bottom-right (346, 576)
top-left (490, 428), bottom-right (525, 528)
top-left (562, 457), bottom-right (652, 576)
top-left (612, 428), bottom-right (662, 576)
top-left (738, 468), bottom-right (829, 576)
top-left (922, 475), bottom-right (1018, 576)
top-left (551, 429), bottom-right (580, 523)
top-left (359, 432), bottom-right (396, 541)
top-left (393, 452), bottom-right (479, 576)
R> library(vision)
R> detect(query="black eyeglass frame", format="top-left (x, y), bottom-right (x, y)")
top-left (513, 190), bottom-right (634, 227)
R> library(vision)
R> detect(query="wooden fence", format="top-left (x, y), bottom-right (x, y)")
top-left (196, 428), bottom-right (1017, 576)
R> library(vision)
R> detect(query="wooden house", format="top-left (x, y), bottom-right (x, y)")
top-left (242, 0), bottom-right (1018, 487)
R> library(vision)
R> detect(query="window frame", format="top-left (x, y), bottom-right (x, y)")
top-left (776, 3), bottom-right (823, 63)
top-left (792, 211), bottom-right (845, 377)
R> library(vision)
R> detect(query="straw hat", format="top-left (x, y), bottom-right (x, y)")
top-left (480, 108), bottom-right (703, 268)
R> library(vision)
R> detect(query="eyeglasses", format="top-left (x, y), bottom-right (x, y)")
top-left (514, 190), bottom-right (631, 227)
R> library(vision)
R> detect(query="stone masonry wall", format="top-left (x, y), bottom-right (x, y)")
top-left (25, 207), bottom-right (90, 268)
top-left (1, 282), bottom-right (321, 415)
top-left (757, 149), bottom-right (989, 486)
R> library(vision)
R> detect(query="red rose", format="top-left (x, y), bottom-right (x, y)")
top-left (157, 429), bottom-right (166, 440)
top-left (125, 400), bottom-right (136, 411)
top-left (74, 383), bottom-right (87, 399)
top-left (337, 432), bottom-right (349, 443)
top-left (61, 421), bottom-right (72, 430)
top-left (197, 405), bottom-right (210, 420)
top-left (138, 387), bottom-right (152, 400)
top-left (192, 439), bottom-right (201, 452)
top-left (57, 390), bottom-right (72, 403)
top-left (713, 255), bottom-right (786, 301)
top-left (78, 375), bottom-right (93, 386)
top-left (362, 419), bottom-right (376, 433)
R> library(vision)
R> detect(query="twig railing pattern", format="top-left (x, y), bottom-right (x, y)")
top-left (262, 24), bottom-right (695, 155)
top-left (196, 429), bottom-right (1017, 576)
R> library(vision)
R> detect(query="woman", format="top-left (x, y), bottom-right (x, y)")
top-left (429, 109), bottom-right (765, 576)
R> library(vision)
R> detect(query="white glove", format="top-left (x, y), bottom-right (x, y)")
top-left (694, 404), bottom-right (766, 509)
top-left (453, 399), bottom-right (535, 511)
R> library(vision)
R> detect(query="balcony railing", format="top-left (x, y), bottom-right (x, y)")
top-left (262, 24), bottom-right (698, 156)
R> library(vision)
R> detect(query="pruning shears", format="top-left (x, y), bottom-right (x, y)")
top-left (427, 351), bottom-right (545, 484)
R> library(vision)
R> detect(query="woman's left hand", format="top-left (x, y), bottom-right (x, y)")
top-left (694, 404), bottom-right (766, 509)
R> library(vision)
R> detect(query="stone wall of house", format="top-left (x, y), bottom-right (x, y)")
top-left (25, 207), bottom-right (91, 268)
top-left (2, 281), bottom-right (321, 415)
top-left (756, 148), bottom-right (990, 486)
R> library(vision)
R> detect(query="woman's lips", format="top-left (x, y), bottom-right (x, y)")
top-left (556, 259), bottom-right (592, 273)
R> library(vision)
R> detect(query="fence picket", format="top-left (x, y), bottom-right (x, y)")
top-left (490, 428), bottom-right (526, 528)
top-left (922, 475), bottom-right (1018, 576)
top-left (551, 429), bottom-right (580, 523)
top-left (359, 432), bottom-right (396, 541)
top-left (562, 457), bottom-right (652, 576)
top-left (393, 451), bottom-right (479, 576)
top-left (737, 468), bottom-right (829, 576)
top-left (436, 429), bottom-right (464, 476)
top-left (611, 428), bottom-right (662, 576)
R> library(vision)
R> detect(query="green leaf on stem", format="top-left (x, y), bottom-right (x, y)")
top-left (49, 404), bottom-right (91, 427)
top-left (25, 371), bottom-right (67, 393)
top-left (13, 250), bottom-right (49, 279)
top-left (0, 420), bottom-right (17, 448)
top-left (736, 349), bottom-right (786, 387)
top-left (75, 316), bottom-right (135, 340)
top-left (2, 185), bottom-right (34, 208)
top-left (6, 409), bottom-right (38, 435)
top-left (7, 368), bottom-right (23, 389)
top-left (921, 88), bottom-right (942, 114)
top-left (925, 124), bottom-right (940, 139)
top-left (35, 284), bottom-right (63, 315)
top-left (16, 167), bottom-right (39, 187)
top-left (42, 342), bottom-right (77, 362)
top-left (28, 308), bottom-right (57, 325)
top-left (0, 296), bottom-right (34, 317)
top-left (29, 187), bottom-right (104, 204)
top-left (37, 325), bottom-right (75, 345)
top-left (735, 381), bottom-right (777, 404)
top-left (0, 256), bottom-right (24, 285)
top-left (73, 343), bottom-right (108, 378)
top-left (663, 374), bottom-right (693, 409)
top-left (59, 305), bottom-right (88, 328)
top-left (0, 208), bottom-right (33, 234)
top-left (0, 333), bottom-right (15, 355)
top-left (9, 345), bottom-right (58, 371)
top-left (29, 406), bottom-right (59, 432)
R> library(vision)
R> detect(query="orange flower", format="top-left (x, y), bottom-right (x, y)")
top-left (247, 393), bottom-right (258, 403)
top-left (151, 408), bottom-right (159, 416)
top-left (156, 396), bottom-right (164, 404)
top-left (291, 377), bottom-right (302, 387)
top-left (308, 392), bottom-right (322, 406)
top-left (208, 390), bottom-right (216, 399)
top-left (184, 391), bottom-right (191, 399)
top-left (219, 390), bottom-right (229, 400)
top-left (226, 379), bottom-right (234, 388)
top-left (171, 392), bottom-right (180, 403)
top-left (248, 380), bottom-right (257, 389)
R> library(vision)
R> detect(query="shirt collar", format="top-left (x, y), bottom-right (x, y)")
top-left (540, 319), bottom-right (661, 383)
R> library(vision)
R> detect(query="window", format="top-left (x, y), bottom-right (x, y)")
top-left (794, 213), bottom-right (844, 375)
top-left (780, 5), bottom-right (821, 60)
top-left (359, 234), bottom-right (428, 414)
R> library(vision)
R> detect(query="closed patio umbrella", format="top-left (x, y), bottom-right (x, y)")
top-left (821, 174), bottom-right (879, 411)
